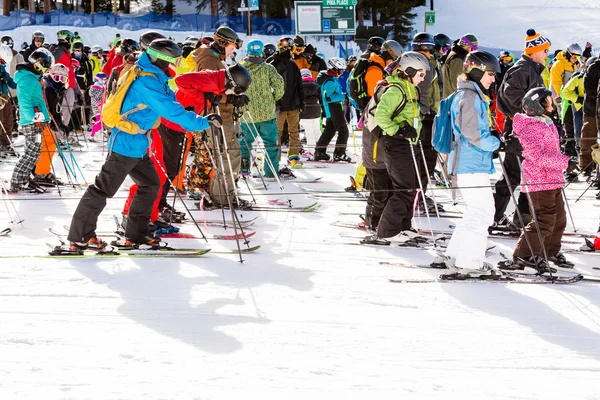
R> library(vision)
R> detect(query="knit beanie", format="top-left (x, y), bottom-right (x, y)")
top-left (300, 68), bottom-right (312, 80)
top-left (524, 29), bottom-right (550, 55)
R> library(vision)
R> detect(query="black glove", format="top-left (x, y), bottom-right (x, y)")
top-left (422, 111), bottom-right (436, 122)
top-left (396, 125), bottom-right (418, 139)
top-left (227, 94), bottom-right (250, 107)
top-left (299, 103), bottom-right (305, 114)
top-left (207, 114), bottom-right (223, 129)
top-left (567, 159), bottom-right (579, 174)
top-left (577, 96), bottom-right (584, 105)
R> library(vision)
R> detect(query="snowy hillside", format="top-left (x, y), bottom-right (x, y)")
top-left (413, 0), bottom-right (600, 53)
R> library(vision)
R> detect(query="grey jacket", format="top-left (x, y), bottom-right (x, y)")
top-left (417, 57), bottom-right (440, 116)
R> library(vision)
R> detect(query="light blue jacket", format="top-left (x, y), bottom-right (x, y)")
top-left (317, 71), bottom-right (345, 118)
top-left (108, 52), bottom-right (210, 158)
top-left (449, 79), bottom-right (500, 175)
top-left (14, 66), bottom-right (50, 126)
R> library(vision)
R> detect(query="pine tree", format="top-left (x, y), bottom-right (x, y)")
top-left (379, 0), bottom-right (425, 46)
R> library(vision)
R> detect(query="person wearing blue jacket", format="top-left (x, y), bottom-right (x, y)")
top-left (314, 57), bottom-right (352, 162)
top-left (67, 39), bottom-right (222, 251)
top-left (436, 51), bottom-right (501, 277)
top-left (9, 48), bottom-right (53, 194)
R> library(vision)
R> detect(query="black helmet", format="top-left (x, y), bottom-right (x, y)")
top-left (367, 36), bottom-right (384, 53)
top-left (121, 38), bottom-right (139, 54)
top-left (83, 45), bottom-right (91, 53)
top-left (28, 48), bottom-right (54, 74)
top-left (411, 32), bottom-right (435, 52)
top-left (181, 39), bottom-right (196, 58)
top-left (57, 29), bottom-right (74, 44)
top-left (146, 38), bottom-right (182, 70)
top-left (1, 35), bottom-right (14, 49)
top-left (214, 26), bottom-right (242, 50)
top-left (522, 87), bottom-right (553, 117)
top-left (434, 33), bottom-right (452, 52)
top-left (139, 31), bottom-right (166, 50)
top-left (463, 50), bottom-right (501, 74)
top-left (225, 64), bottom-right (252, 95)
top-left (263, 43), bottom-right (276, 58)
top-left (383, 40), bottom-right (404, 60)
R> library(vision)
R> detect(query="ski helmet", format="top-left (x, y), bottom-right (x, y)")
top-left (0, 44), bottom-right (12, 64)
top-left (411, 32), bottom-right (435, 52)
top-left (383, 40), bottom-right (404, 60)
top-left (184, 35), bottom-right (199, 43)
top-left (347, 55), bottom-right (357, 63)
top-left (566, 43), bottom-right (582, 57)
top-left (458, 34), bottom-right (478, 50)
top-left (20, 42), bottom-right (28, 51)
top-left (398, 51), bottom-right (431, 78)
top-left (139, 31), bottom-right (166, 50)
top-left (94, 72), bottom-right (109, 85)
top-left (181, 39), bottom-right (196, 58)
top-left (121, 38), bottom-right (139, 54)
top-left (146, 38), bottom-right (182, 70)
top-left (434, 33), bottom-right (452, 52)
top-left (32, 30), bottom-right (45, 43)
top-left (57, 30), bottom-right (74, 44)
top-left (1, 36), bottom-right (13, 49)
top-left (522, 87), bottom-right (553, 116)
top-left (214, 26), bottom-right (242, 50)
top-left (278, 37), bottom-right (293, 53)
top-left (463, 50), bottom-right (500, 83)
top-left (499, 50), bottom-right (514, 65)
top-left (224, 64), bottom-right (252, 95)
top-left (263, 43), bottom-right (276, 58)
top-left (247, 40), bottom-right (264, 57)
top-left (46, 63), bottom-right (69, 84)
top-left (28, 48), bottom-right (54, 74)
top-left (91, 45), bottom-right (103, 55)
top-left (327, 57), bottom-right (346, 74)
top-left (367, 36), bottom-right (384, 54)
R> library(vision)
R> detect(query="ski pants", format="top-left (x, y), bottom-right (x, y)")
top-left (445, 173), bottom-right (495, 269)
top-left (68, 152), bottom-right (160, 243)
top-left (11, 123), bottom-right (42, 188)
top-left (573, 107), bottom-right (583, 155)
top-left (301, 117), bottom-right (321, 154)
top-left (316, 103), bottom-right (349, 156)
top-left (240, 119), bottom-right (279, 178)
top-left (208, 122), bottom-right (241, 207)
top-left (364, 167), bottom-right (392, 230)
top-left (562, 104), bottom-right (577, 157)
top-left (0, 98), bottom-right (14, 147)
top-left (513, 188), bottom-right (566, 259)
top-left (579, 114), bottom-right (597, 173)
top-left (277, 110), bottom-right (301, 158)
top-left (157, 124), bottom-right (187, 208)
top-left (419, 118), bottom-right (438, 185)
top-left (123, 129), bottom-right (167, 223)
top-left (60, 88), bottom-right (75, 130)
top-left (376, 136), bottom-right (420, 238)
top-left (493, 119), bottom-right (529, 222)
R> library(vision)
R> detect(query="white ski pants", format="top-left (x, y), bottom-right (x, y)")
top-left (301, 118), bottom-right (321, 152)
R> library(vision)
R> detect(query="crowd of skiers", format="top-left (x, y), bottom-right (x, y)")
top-left (0, 25), bottom-right (598, 272)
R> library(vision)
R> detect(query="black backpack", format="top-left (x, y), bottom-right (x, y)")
top-left (348, 54), bottom-right (386, 110)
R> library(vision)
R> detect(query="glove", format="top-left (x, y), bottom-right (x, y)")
top-left (227, 94), bottom-right (250, 107)
top-left (299, 103), bottom-right (305, 114)
top-left (33, 112), bottom-right (45, 123)
top-left (423, 111), bottom-right (436, 121)
top-left (566, 159), bottom-right (579, 174)
top-left (577, 96), bottom-right (584, 105)
top-left (207, 114), bottom-right (223, 129)
top-left (396, 125), bottom-right (418, 139)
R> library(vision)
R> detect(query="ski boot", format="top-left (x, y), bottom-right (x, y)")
top-left (311, 151), bottom-right (330, 161)
top-left (67, 236), bottom-right (108, 254)
top-left (333, 153), bottom-right (353, 163)
top-left (489, 215), bottom-right (520, 234)
top-left (548, 252), bottom-right (575, 268)
top-left (277, 167), bottom-right (296, 181)
top-left (511, 255), bottom-right (555, 274)
top-left (123, 235), bottom-right (162, 249)
top-left (430, 251), bottom-right (454, 269)
top-left (288, 155), bottom-right (303, 169)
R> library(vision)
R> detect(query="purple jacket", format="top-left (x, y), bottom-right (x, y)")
top-left (513, 113), bottom-right (570, 193)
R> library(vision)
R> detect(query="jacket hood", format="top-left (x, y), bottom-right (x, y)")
top-left (556, 51), bottom-right (568, 63)
top-left (244, 56), bottom-right (264, 65)
top-left (457, 77), bottom-right (485, 97)
top-left (316, 70), bottom-right (333, 86)
top-left (136, 52), bottom-right (168, 82)
top-left (16, 63), bottom-right (38, 75)
top-left (192, 46), bottom-right (219, 66)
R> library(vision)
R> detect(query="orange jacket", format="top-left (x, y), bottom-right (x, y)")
top-left (364, 53), bottom-right (386, 98)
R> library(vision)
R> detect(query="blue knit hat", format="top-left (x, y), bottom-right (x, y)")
top-left (247, 39), bottom-right (264, 57)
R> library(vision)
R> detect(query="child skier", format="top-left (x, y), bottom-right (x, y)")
top-left (299, 68), bottom-right (321, 159)
top-left (511, 87), bottom-right (579, 270)
top-left (314, 57), bottom-right (351, 162)
top-left (88, 72), bottom-right (108, 141)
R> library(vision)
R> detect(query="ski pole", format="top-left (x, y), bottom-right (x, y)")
top-left (418, 140), bottom-right (445, 238)
top-left (409, 142), bottom-right (436, 246)
top-left (561, 188), bottom-right (577, 232)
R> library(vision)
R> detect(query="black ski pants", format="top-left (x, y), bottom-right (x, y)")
top-left (364, 167), bottom-right (393, 230)
top-left (562, 104), bottom-right (577, 157)
top-left (68, 152), bottom-right (160, 243)
top-left (419, 118), bottom-right (438, 184)
top-left (493, 119), bottom-right (530, 221)
top-left (315, 103), bottom-right (349, 156)
top-left (157, 124), bottom-right (187, 209)
top-left (377, 136), bottom-right (420, 238)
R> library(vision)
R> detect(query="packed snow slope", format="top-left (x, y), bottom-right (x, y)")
top-left (413, 0), bottom-right (600, 52)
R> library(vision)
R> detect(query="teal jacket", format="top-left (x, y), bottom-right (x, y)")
top-left (316, 71), bottom-right (345, 118)
top-left (0, 63), bottom-right (15, 95)
top-left (14, 65), bottom-right (50, 126)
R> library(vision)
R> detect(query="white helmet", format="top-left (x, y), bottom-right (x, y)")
top-left (398, 51), bottom-right (431, 76)
top-left (0, 44), bottom-right (12, 64)
top-left (566, 43), bottom-right (582, 56)
top-left (46, 63), bottom-right (69, 83)
top-left (327, 57), bottom-right (346, 71)
top-left (91, 45), bottom-right (103, 54)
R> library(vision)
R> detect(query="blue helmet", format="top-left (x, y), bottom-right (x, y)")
top-left (247, 39), bottom-right (264, 57)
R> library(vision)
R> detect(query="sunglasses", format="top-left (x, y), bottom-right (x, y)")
top-left (34, 38), bottom-right (44, 43)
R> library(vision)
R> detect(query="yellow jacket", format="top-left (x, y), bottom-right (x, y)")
top-left (90, 55), bottom-right (103, 77)
top-left (561, 71), bottom-right (585, 111)
top-left (550, 51), bottom-right (576, 99)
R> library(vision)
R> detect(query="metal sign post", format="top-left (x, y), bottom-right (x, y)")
top-left (238, 0), bottom-right (259, 36)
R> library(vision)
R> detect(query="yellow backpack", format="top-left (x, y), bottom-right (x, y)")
top-left (102, 66), bottom-right (157, 134)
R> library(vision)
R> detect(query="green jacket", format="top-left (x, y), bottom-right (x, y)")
top-left (375, 74), bottom-right (421, 144)
top-left (561, 70), bottom-right (585, 111)
top-left (240, 57), bottom-right (285, 123)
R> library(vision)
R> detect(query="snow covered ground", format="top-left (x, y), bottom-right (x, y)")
top-left (1, 132), bottom-right (600, 399)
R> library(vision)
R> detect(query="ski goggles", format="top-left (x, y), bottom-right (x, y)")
top-left (500, 55), bottom-right (513, 64)
top-left (460, 37), bottom-right (478, 51)
top-left (51, 74), bottom-right (68, 84)
top-left (146, 47), bottom-right (181, 66)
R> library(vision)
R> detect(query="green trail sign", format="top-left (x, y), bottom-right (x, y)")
top-left (322, 0), bottom-right (357, 5)
top-left (425, 11), bottom-right (436, 26)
